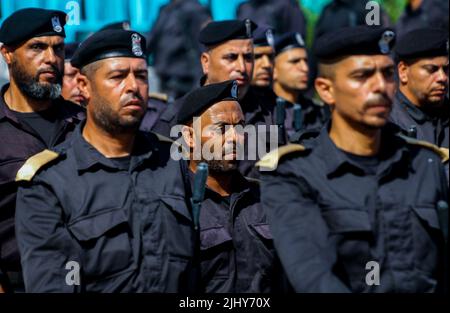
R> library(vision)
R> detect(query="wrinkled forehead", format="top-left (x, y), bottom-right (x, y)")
top-left (206, 100), bottom-right (244, 123)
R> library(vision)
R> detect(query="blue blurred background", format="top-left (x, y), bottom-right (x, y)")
top-left (0, 0), bottom-right (407, 43)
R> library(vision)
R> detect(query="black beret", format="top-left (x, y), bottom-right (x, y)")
top-left (71, 29), bottom-right (147, 69)
top-left (314, 26), bottom-right (396, 61)
top-left (253, 24), bottom-right (275, 47)
top-left (0, 8), bottom-right (66, 46)
top-left (395, 28), bottom-right (448, 60)
top-left (274, 32), bottom-right (306, 56)
top-left (64, 42), bottom-right (80, 61)
top-left (99, 21), bottom-right (131, 32)
top-left (199, 19), bottom-right (257, 46)
top-left (177, 80), bottom-right (239, 124)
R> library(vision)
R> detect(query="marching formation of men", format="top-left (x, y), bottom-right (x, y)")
top-left (0, 3), bottom-right (448, 293)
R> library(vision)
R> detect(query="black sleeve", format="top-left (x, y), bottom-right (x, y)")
top-left (261, 168), bottom-right (351, 292)
top-left (15, 181), bottom-right (81, 292)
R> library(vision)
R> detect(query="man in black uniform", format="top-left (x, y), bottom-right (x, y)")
top-left (61, 42), bottom-right (88, 107)
top-left (147, 0), bottom-right (211, 99)
top-left (236, 0), bottom-right (307, 38)
top-left (15, 29), bottom-right (196, 292)
top-left (258, 26), bottom-right (449, 292)
top-left (153, 19), bottom-right (258, 137)
top-left (250, 25), bottom-right (275, 90)
top-left (248, 24), bottom-right (278, 120)
top-left (0, 8), bottom-right (84, 292)
top-left (272, 32), bottom-right (330, 142)
top-left (391, 28), bottom-right (448, 148)
top-left (396, 0), bottom-right (448, 38)
top-left (178, 80), bottom-right (285, 292)
top-left (152, 19), bottom-right (278, 177)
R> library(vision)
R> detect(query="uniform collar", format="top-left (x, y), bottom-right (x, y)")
top-left (0, 83), bottom-right (20, 123)
top-left (317, 122), bottom-right (411, 178)
top-left (188, 168), bottom-right (253, 200)
top-left (73, 121), bottom-right (157, 172)
top-left (277, 94), bottom-right (316, 115)
top-left (396, 91), bottom-right (429, 123)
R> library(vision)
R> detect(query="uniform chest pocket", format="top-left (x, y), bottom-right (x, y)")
top-left (250, 223), bottom-right (273, 240)
top-left (248, 223), bottom-right (277, 271)
top-left (321, 209), bottom-right (374, 269)
top-left (249, 223), bottom-right (275, 250)
top-left (159, 196), bottom-right (195, 259)
top-left (322, 209), bottom-right (372, 234)
top-left (68, 208), bottom-right (133, 279)
top-left (200, 226), bottom-right (233, 279)
top-left (411, 205), bottom-right (443, 274)
top-left (200, 226), bottom-right (233, 251)
top-left (412, 206), bottom-right (441, 231)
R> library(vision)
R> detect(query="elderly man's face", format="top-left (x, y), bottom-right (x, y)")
top-left (201, 39), bottom-right (254, 99)
top-left (184, 100), bottom-right (245, 173)
top-left (2, 35), bottom-right (65, 100)
top-left (81, 57), bottom-right (149, 134)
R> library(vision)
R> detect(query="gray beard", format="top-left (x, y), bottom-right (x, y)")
top-left (11, 60), bottom-right (62, 101)
top-left (18, 81), bottom-right (62, 100)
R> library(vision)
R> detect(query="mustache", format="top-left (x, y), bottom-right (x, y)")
top-left (364, 93), bottom-right (392, 109)
top-left (121, 93), bottom-right (145, 106)
top-left (36, 65), bottom-right (62, 78)
top-left (231, 73), bottom-right (249, 81)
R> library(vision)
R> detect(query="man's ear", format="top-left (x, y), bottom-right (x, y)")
top-left (77, 73), bottom-right (90, 97)
top-left (397, 61), bottom-right (409, 85)
top-left (273, 62), bottom-right (278, 81)
top-left (315, 77), bottom-right (335, 107)
top-left (181, 125), bottom-right (195, 151)
top-left (1, 45), bottom-right (14, 65)
top-left (200, 52), bottom-right (210, 75)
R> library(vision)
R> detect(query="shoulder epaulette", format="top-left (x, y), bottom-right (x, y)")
top-left (149, 92), bottom-right (169, 102)
top-left (255, 144), bottom-right (306, 171)
top-left (152, 132), bottom-right (175, 144)
top-left (397, 134), bottom-right (449, 163)
top-left (16, 149), bottom-right (60, 182)
top-left (151, 132), bottom-right (189, 158)
top-left (244, 177), bottom-right (261, 184)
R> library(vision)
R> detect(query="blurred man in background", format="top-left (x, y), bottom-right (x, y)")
top-left (272, 32), bottom-right (329, 142)
top-left (391, 28), bottom-right (448, 148)
top-left (237, 0), bottom-right (307, 38)
top-left (61, 42), bottom-right (88, 107)
top-left (396, 0), bottom-right (449, 37)
top-left (147, 0), bottom-right (211, 99)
